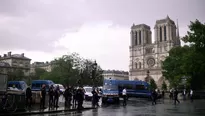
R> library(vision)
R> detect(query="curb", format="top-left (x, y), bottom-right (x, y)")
top-left (0, 107), bottom-right (95, 116)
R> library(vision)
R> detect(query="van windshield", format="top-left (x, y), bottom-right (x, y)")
top-left (85, 88), bottom-right (92, 92)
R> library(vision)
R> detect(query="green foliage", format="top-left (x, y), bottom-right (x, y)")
top-left (39, 53), bottom-right (103, 86)
top-left (161, 81), bottom-right (167, 91)
top-left (8, 69), bottom-right (24, 81)
top-left (162, 19), bottom-right (205, 90)
top-left (150, 79), bottom-right (157, 90)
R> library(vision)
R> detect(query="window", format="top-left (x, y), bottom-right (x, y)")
top-left (135, 63), bottom-right (137, 69)
top-left (139, 62), bottom-right (141, 69)
top-left (135, 31), bottom-right (138, 45)
top-left (139, 31), bottom-right (141, 44)
top-left (160, 27), bottom-right (162, 42)
top-left (164, 26), bottom-right (167, 41)
top-left (146, 31), bottom-right (149, 44)
top-left (122, 84), bottom-right (134, 90)
top-left (136, 85), bottom-right (146, 90)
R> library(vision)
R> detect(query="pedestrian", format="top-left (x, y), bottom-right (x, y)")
top-left (26, 86), bottom-right (32, 108)
top-left (76, 87), bottom-right (84, 110)
top-left (169, 89), bottom-right (173, 100)
top-left (190, 89), bottom-right (193, 102)
top-left (162, 90), bottom-right (165, 99)
top-left (48, 85), bottom-right (54, 108)
top-left (183, 89), bottom-right (186, 100)
top-left (54, 85), bottom-right (60, 108)
top-left (174, 89), bottom-right (180, 105)
top-left (40, 84), bottom-right (46, 109)
top-left (92, 88), bottom-right (98, 108)
top-left (151, 89), bottom-right (157, 105)
top-left (64, 86), bottom-right (69, 107)
top-left (72, 88), bottom-right (77, 107)
top-left (68, 86), bottom-right (73, 106)
top-left (122, 87), bottom-right (127, 106)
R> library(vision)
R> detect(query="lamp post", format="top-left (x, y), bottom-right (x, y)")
top-left (91, 60), bottom-right (97, 87)
top-left (77, 69), bottom-right (83, 87)
top-left (146, 70), bottom-right (150, 83)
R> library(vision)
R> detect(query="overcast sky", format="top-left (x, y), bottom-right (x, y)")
top-left (0, 0), bottom-right (204, 71)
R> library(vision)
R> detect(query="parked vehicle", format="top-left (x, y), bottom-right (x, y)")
top-left (102, 79), bottom-right (151, 103)
top-left (7, 81), bottom-right (28, 91)
top-left (83, 86), bottom-right (93, 101)
top-left (54, 84), bottom-right (65, 94)
top-left (31, 80), bottom-right (55, 92)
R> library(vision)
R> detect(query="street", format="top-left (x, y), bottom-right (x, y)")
top-left (29, 98), bottom-right (205, 116)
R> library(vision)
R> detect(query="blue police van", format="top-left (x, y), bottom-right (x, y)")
top-left (102, 79), bottom-right (151, 103)
top-left (31, 80), bottom-right (55, 92)
top-left (7, 81), bottom-right (28, 91)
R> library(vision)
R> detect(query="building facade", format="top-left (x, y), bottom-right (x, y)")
top-left (0, 52), bottom-right (31, 76)
top-left (30, 61), bottom-right (53, 74)
top-left (129, 16), bottom-right (181, 86)
top-left (103, 70), bottom-right (129, 80)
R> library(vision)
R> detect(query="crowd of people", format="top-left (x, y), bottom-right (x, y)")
top-left (24, 84), bottom-right (102, 110)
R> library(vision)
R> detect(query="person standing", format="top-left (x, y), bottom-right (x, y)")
top-left (190, 89), bottom-right (194, 102)
top-left (26, 86), bottom-right (32, 108)
top-left (64, 86), bottom-right (69, 107)
top-left (183, 89), bottom-right (186, 100)
top-left (40, 84), bottom-right (46, 109)
top-left (76, 87), bottom-right (84, 110)
top-left (174, 89), bottom-right (180, 105)
top-left (48, 85), bottom-right (54, 108)
top-left (151, 89), bottom-right (157, 105)
top-left (54, 85), bottom-right (60, 108)
top-left (122, 88), bottom-right (127, 106)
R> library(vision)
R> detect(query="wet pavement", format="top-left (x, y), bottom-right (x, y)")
top-left (30, 98), bottom-right (205, 116)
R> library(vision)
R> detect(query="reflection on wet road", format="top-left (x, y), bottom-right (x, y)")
top-left (31, 98), bottom-right (205, 116)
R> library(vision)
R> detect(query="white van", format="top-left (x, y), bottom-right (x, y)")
top-left (83, 86), bottom-right (93, 101)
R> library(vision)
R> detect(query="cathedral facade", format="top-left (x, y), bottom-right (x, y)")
top-left (129, 16), bottom-right (181, 86)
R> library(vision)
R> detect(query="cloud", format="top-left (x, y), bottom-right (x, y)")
top-left (55, 21), bottom-right (130, 70)
top-left (0, 0), bottom-right (204, 70)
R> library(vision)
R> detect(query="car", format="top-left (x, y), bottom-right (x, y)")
top-left (54, 84), bottom-right (65, 94)
top-left (83, 86), bottom-right (93, 101)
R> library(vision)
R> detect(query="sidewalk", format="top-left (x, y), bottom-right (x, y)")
top-left (0, 101), bottom-right (94, 116)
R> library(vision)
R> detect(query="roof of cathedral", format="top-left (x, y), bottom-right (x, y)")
top-left (156, 15), bottom-right (175, 24)
top-left (131, 24), bottom-right (151, 30)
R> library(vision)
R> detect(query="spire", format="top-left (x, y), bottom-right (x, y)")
top-left (176, 19), bottom-right (179, 38)
top-left (176, 19), bottom-right (181, 45)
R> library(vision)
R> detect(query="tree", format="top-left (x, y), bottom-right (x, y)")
top-left (40, 53), bottom-right (103, 86)
top-left (150, 79), bottom-right (157, 90)
top-left (162, 19), bottom-right (205, 90)
top-left (161, 81), bottom-right (167, 91)
top-left (31, 68), bottom-right (46, 80)
top-left (8, 69), bottom-right (24, 81)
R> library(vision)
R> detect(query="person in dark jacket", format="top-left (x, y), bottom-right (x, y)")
top-left (76, 87), bottom-right (84, 110)
top-left (54, 85), bottom-right (60, 108)
top-left (64, 86), bottom-right (69, 107)
top-left (92, 88), bottom-right (98, 108)
top-left (26, 87), bottom-right (32, 108)
top-left (40, 84), bottom-right (46, 109)
top-left (151, 89), bottom-right (157, 105)
top-left (72, 88), bottom-right (77, 106)
top-left (174, 89), bottom-right (180, 105)
top-left (48, 85), bottom-right (54, 108)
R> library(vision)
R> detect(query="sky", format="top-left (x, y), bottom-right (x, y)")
top-left (0, 0), bottom-right (204, 71)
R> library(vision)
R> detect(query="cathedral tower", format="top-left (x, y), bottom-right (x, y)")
top-left (129, 16), bottom-right (181, 87)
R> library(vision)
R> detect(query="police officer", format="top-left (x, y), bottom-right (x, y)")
top-left (40, 84), bottom-right (46, 109)
top-left (26, 86), bottom-right (32, 108)
top-left (54, 85), bottom-right (60, 108)
top-left (48, 85), bottom-right (54, 108)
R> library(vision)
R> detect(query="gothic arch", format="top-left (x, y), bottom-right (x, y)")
top-left (158, 76), bottom-right (165, 86)
top-left (144, 76), bottom-right (153, 83)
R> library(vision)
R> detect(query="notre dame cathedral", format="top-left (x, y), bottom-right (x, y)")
top-left (129, 16), bottom-right (181, 87)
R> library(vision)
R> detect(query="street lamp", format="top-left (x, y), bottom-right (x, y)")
top-left (91, 60), bottom-right (97, 87)
top-left (77, 69), bottom-right (83, 87)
